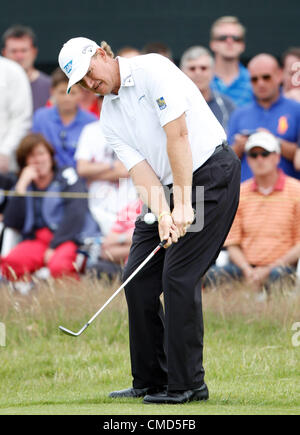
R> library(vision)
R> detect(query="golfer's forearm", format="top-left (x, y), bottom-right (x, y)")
top-left (167, 134), bottom-right (193, 207)
top-left (130, 161), bottom-right (170, 217)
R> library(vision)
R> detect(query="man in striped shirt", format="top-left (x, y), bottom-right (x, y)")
top-left (206, 131), bottom-right (300, 290)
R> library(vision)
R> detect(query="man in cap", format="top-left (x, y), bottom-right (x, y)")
top-left (58, 37), bottom-right (241, 404)
top-left (206, 131), bottom-right (300, 290)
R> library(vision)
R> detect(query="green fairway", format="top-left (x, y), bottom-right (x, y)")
top-left (0, 279), bottom-right (299, 415)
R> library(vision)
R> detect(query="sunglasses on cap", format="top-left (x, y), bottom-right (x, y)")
top-left (213, 35), bottom-right (244, 42)
top-left (187, 65), bottom-right (209, 72)
top-left (247, 150), bottom-right (274, 159)
top-left (250, 74), bottom-right (272, 83)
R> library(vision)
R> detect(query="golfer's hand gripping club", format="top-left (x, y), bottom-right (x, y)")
top-left (59, 239), bottom-right (167, 337)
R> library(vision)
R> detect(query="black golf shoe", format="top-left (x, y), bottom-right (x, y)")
top-left (109, 385), bottom-right (166, 399)
top-left (143, 383), bottom-right (209, 404)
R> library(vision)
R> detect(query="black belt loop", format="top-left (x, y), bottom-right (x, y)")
top-left (213, 140), bottom-right (228, 156)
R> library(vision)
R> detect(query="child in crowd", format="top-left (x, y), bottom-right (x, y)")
top-left (32, 68), bottom-right (96, 168)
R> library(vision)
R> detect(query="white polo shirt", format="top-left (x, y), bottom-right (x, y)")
top-left (100, 54), bottom-right (226, 185)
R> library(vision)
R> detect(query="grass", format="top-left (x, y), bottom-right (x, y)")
top-left (0, 276), bottom-right (299, 415)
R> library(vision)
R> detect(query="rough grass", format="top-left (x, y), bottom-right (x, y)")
top-left (0, 276), bottom-right (299, 415)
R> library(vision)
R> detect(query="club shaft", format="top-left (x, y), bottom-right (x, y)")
top-left (85, 242), bottom-right (164, 327)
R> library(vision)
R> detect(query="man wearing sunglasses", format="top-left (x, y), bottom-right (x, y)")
top-left (228, 53), bottom-right (300, 181)
top-left (210, 16), bottom-right (253, 107)
top-left (180, 46), bottom-right (235, 131)
top-left (206, 131), bottom-right (300, 293)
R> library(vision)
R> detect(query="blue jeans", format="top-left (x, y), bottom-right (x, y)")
top-left (205, 261), bottom-right (296, 286)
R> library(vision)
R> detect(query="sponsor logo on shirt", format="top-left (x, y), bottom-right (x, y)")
top-left (156, 97), bottom-right (167, 110)
top-left (64, 60), bottom-right (73, 75)
top-left (277, 116), bottom-right (289, 135)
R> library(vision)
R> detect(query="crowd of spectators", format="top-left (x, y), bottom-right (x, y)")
top-left (0, 16), bottom-right (299, 296)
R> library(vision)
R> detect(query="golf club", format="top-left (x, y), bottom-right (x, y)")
top-left (59, 239), bottom-right (167, 337)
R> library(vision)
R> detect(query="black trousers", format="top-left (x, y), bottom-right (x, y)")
top-left (123, 145), bottom-right (241, 391)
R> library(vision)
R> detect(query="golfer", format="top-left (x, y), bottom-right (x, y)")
top-left (58, 38), bottom-right (240, 404)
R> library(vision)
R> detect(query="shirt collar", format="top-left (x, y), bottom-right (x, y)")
top-left (251, 169), bottom-right (286, 193)
top-left (254, 92), bottom-right (284, 110)
top-left (213, 63), bottom-right (248, 86)
top-left (53, 105), bottom-right (81, 127)
top-left (108, 57), bottom-right (135, 101)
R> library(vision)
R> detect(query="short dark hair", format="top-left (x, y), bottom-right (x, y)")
top-left (16, 133), bottom-right (56, 170)
top-left (51, 67), bottom-right (68, 88)
top-left (2, 24), bottom-right (37, 48)
top-left (282, 47), bottom-right (300, 65)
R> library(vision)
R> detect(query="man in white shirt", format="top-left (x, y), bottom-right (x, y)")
top-left (0, 56), bottom-right (32, 173)
top-left (75, 120), bottom-right (135, 235)
top-left (59, 37), bottom-right (241, 404)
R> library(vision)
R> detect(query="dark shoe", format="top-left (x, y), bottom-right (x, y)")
top-left (143, 383), bottom-right (209, 404)
top-left (109, 386), bottom-right (166, 399)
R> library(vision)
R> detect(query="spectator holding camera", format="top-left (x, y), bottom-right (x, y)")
top-left (206, 131), bottom-right (300, 290)
top-left (1, 133), bottom-right (100, 282)
top-left (228, 54), bottom-right (300, 181)
top-left (32, 68), bottom-right (97, 168)
top-left (210, 16), bottom-right (253, 107)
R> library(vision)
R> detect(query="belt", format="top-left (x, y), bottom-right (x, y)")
top-left (193, 140), bottom-right (228, 175)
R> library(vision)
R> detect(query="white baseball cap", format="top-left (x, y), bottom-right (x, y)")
top-left (58, 37), bottom-right (99, 93)
top-left (245, 131), bottom-right (281, 154)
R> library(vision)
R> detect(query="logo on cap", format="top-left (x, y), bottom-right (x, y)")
top-left (82, 45), bottom-right (94, 54)
top-left (64, 60), bottom-right (73, 75)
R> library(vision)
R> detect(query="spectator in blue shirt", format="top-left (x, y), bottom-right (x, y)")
top-left (180, 45), bottom-right (235, 131)
top-left (228, 53), bottom-right (300, 181)
top-left (32, 68), bottom-right (97, 168)
top-left (209, 16), bottom-right (253, 107)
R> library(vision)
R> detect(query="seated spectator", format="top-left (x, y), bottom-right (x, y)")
top-left (2, 25), bottom-right (51, 112)
top-left (88, 199), bottom-right (143, 279)
top-left (117, 46), bottom-right (141, 58)
top-left (228, 54), bottom-right (300, 181)
top-left (180, 46), bottom-right (235, 130)
top-left (206, 132), bottom-right (300, 291)
top-left (1, 133), bottom-right (100, 282)
top-left (142, 41), bottom-right (173, 61)
top-left (0, 56), bottom-right (32, 173)
top-left (282, 47), bottom-right (300, 103)
top-left (75, 121), bottom-right (136, 235)
top-left (32, 68), bottom-right (97, 168)
top-left (209, 16), bottom-right (253, 107)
